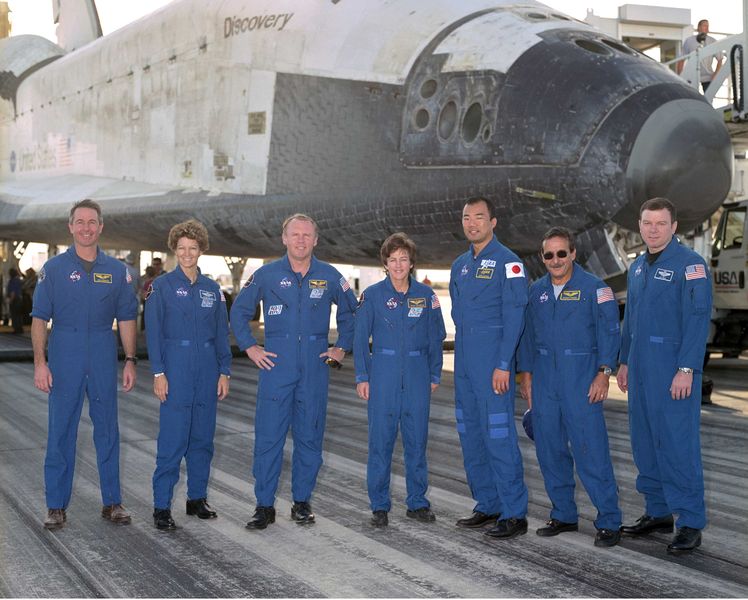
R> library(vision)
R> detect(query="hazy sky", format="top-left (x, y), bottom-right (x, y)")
top-left (6, 0), bottom-right (742, 40)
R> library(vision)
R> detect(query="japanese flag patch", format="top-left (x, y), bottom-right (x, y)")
top-left (505, 262), bottom-right (525, 278)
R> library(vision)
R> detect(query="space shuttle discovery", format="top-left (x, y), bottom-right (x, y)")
top-left (0, 0), bottom-right (732, 276)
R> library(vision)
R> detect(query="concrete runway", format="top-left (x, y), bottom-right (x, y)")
top-left (0, 334), bottom-right (747, 597)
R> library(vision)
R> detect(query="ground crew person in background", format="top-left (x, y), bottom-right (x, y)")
top-left (517, 226), bottom-right (622, 547)
top-left (231, 214), bottom-right (357, 529)
top-left (31, 199), bottom-right (138, 530)
top-left (145, 220), bottom-right (231, 531)
top-left (617, 197), bottom-right (712, 555)
top-left (449, 197), bottom-right (529, 539)
top-left (354, 233), bottom-right (446, 528)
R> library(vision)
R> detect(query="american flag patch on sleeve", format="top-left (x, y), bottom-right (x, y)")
top-left (685, 264), bottom-right (706, 280)
top-left (339, 276), bottom-right (350, 291)
top-left (431, 294), bottom-right (441, 309)
top-left (596, 287), bottom-right (614, 304)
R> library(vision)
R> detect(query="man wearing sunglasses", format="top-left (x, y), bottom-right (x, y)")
top-left (517, 227), bottom-right (622, 547)
top-left (617, 198), bottom-right (712, 555)
top-left (449, 197), bottom-right (529, 539)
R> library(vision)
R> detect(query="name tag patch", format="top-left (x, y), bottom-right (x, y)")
top-left (559, 290), bottom-right (581, 301)
top-left (93, 272), bottom-right (112, 284)
top-left (407, 298), bottom-right (426, 309)
top-left (480, 259), bottom-right (496, 268)
top-left (310, 288), bottom-right (325, 299)
top-left (200, 290), bottom-right (216, 308)
top-left (268, 304), bottom-right (283, 316)
top-left (476, 268), bottom-right (494, 279)
top-left (654, 268), bottom-right (674, 282)
top-left (408, 307), bottom-right (423, 318)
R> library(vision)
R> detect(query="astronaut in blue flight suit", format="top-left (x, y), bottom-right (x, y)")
top-left (354, 233), bottom-right (446, 527)
top-left (31, 199), bottom-right (138, 530)
top-left (231, 214), bottom-right (357, 529)
top-left (517, 227), bottom-right (622, 547)
top-left (145, 219), bottom-right (232, 531)
top-left (617, 198), bottom-right (712, 555)
top-left (449, 197), bottom-right (529, 539)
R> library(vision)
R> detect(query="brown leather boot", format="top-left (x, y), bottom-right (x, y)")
top-left (102, 503), bottom-right (132, 524)
top-left (44, 508), bottom-right (66, 530)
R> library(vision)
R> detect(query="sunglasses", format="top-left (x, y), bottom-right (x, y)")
top-left (542, 250), bottom-right (569, 260)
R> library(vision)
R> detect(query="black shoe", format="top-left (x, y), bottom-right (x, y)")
top-left (594, 528), bottom-right (621, 547)
top-left (291, 501), bottom-right (315, 525)
top-left (245, 506), bottom-right (275, 530)
top-left (186, 498), bottom-right (217, 519)
top-left (485, 517), bottom-right (528, 539)
top-left (406, 507), bottom-right (436, 522)
top-left (455, 511), bottom-right (500, 528)
top-left (667, 527), bottom-right (702, 555)
top-left (153, 508), bottom-right (177, 531)
top-left (371, 510), bottom-right (389, 527)
top-left (620, 514), bottom-right (674, 536)
top-left (536, 518), bottom-right (578, 537)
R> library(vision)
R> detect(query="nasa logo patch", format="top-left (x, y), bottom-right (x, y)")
top-left (69, 270), bottom-right (82, 282)
top-left (176, 287), bottom-right (189, 297)
top-left (386, 297), bottom-right (398, 310)
top-left (539, 291), bottom-right (549, 303)
top-left (460, 264), bottom-right (469, 276)
top-left (279, 277), bottom-right (293, 288)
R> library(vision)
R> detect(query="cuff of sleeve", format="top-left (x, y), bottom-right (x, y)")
top-left (496, 359), bottom-right (510, 371)
top-left (355, 375), bottom-right (369, 384)
top-left (336, 336), bottom-right (353, 353)
top-left (430, 376), bottom-right (441, 385)
top-left (239, 338), bottom-right (258, 352)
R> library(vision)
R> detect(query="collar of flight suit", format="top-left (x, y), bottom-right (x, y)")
top-left (538, 261), bottom-right (583, 300)
top-left (281, 254), bottom-right (322, 280)
top-left (383, 274), bottom-right (412, 298)
top-left (469, 235), bottom-right (500, 261)
top-left (172, 264), bottom-right (203, 286)
top-left (646, 236), bottom-right (681, 266)
top-left (66, 245), bottom-right (108, 266)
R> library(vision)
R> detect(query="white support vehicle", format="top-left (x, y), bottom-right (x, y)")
top-left (709, 200), bottom-right (748, 357)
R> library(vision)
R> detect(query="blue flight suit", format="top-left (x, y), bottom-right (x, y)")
top-left (31, 247), bottom-right (138, 509)
top-left (230, 256), bottom-right (357, 507)
top-left (620, 238), bottom-right (711, 530)
top-left (518, 263), bottom-right (622, 530)
top-left (449, 236), bottom-right (529, 519)
top-left (145, 266), bottom-right (232, 510)
top-left (354, 277), bottom-right (446, 512)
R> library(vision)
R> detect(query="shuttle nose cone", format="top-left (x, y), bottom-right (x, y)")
top-left (618, 98), bottom-right (732, 232)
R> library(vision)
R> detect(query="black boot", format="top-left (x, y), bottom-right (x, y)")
top-left (245, 506), bottom-right (276, 530)
top-left (291, 501), bottom-right (316, 525)
top-left (186, 498), bottom-right (217, 519)
top-left (153, 508), bottom-right (177, 531)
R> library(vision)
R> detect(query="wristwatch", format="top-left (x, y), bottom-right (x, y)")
top-left (124, 356), bottom-right (138, 365)
top-left (598, 366), bottom-right (613, 376)
top-left (678, 367), bottom-right (694, 374)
